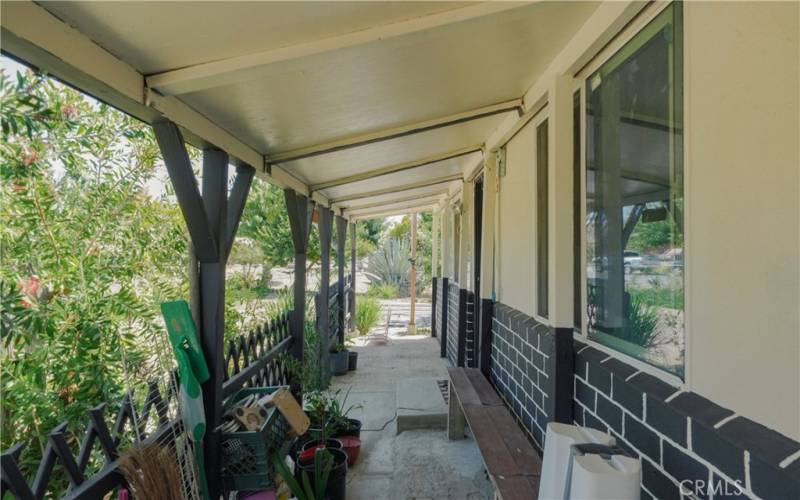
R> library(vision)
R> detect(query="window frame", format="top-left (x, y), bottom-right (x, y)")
top-left (530, 108), bottom-right (550, 325)
top-left (536, 117), bottom-right (549, 319)
top-left (576, 1), bottom-right (688, 387)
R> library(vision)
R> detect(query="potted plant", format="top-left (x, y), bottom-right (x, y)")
top-left (273, 446), bottom-right (348, 500)
top-left (290, 394), bottom-right (349, 500)
top-left (294, 447), bottom-right (348, 500)
top-left (347, 351), bottom-right (358, 371)
top-left (329, 343), bottom-right (349, 376)
top-left (325, 388), bottom-right (362, 438)
top-left (302, 389), bottom-right (362, 466)
top-left (299, 391), bottom-right (342, 456)
top-left (325, 388), bottom-right (363, 466)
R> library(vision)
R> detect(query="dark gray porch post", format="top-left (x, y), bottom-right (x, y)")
top-left (284, 189), bottom-right (312, 367)
top-left (198, 148), bottom-right (228, 499)
top-left (317, 207), bottom-right (333, 381)
top-left (335, 215), bottom-right (347, 344)
top-left (349, 222), bottom-right (356, 331)
top-left (153, 121), bottom-right (254, 499)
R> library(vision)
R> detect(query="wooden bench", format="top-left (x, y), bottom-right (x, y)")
top-left (447, 367), bottom-right (542, 500)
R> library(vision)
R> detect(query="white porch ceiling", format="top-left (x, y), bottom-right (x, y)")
top-left (323, 152), bottom-right (475, 202)
top-left (285, 116), bottom-right (497, 188)
top-left (336, 181), bottom-right (459, 209)
top-left (10, 1), bottom-right (601, 218)
top-left (172, 1), bottom-right (598, 153)
top-left (40, 1), bottom-right (475, 75)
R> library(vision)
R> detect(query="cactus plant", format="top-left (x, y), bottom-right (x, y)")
top-left (364, 238), bottom-right (421, 296)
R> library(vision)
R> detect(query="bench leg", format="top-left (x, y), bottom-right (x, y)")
top-left (447, 380), bottom-right (466, 440)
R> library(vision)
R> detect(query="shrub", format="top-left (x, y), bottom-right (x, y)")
top-left (621, 293), bottom-right (660, 348)
top-left (355, 297), bottom-right (381, 335)
top-left (366, 283), bottom-right (398, 299)
top-left (365, 238), bottom-right (421, 296)
top-left (1, 67), bottom-right (189, 491)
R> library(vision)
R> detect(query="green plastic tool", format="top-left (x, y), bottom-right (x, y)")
top-left (161, 300), bottom-right (211, 500)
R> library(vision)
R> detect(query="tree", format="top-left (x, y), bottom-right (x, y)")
top-left (1, 67), bottom-right (189, 488)
top-left (384, 213), bottom-right (433, 283)
top-left (238, 182), bottom-right (320, 282)
top-left (238, 184), bottom-right (383, 279)
top-left (358, 219), bottom-right (384, 247)
top-left (627, 215), bottom-right (682, 253)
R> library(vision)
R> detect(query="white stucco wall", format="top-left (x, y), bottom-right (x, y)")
top-left (497, 119), bottom-right (537, 316)
top-left (684, 1), bottom-right (800, 439)
top-left (488, 1), bottom-right (799, 440)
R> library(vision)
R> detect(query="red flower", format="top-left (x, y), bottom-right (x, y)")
top-left (21, 148), bottom-right (37, 166)
top-left (17, 275), bottom-right (40, 308)
top-left (61, 104), bottom-right (77, 120)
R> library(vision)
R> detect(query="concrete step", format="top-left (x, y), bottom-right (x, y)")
top-left (396, 377), bottom-right (448, 434)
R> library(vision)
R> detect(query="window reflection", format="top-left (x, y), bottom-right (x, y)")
top-left (586, 4), bottom-right (684, 376)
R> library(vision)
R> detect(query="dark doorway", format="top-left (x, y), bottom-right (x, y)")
top-left (474, 175), bottom-right (484, 295)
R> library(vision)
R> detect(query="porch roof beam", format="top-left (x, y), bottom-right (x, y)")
top-left (351, 204), bottom-right (438, 221)
top-left (270, 100), bottom-right (519, 164)
top-left (152, 121), bottom-right (218, 262)
top-left (145, 3), bottom-right (531, 96)
top-left (225, 165), bottom-right (256, 261)
top-left (311, 145), bottom-right (481, 191)
top-left (331, 174), bottom-right (462, 203)
top-left (340, 190), bottom-right (448, 212)
top-left (344, 194), bottom-right (446, 216)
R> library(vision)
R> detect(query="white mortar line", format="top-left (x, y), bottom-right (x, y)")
top-left (713, 413), bottom-right (738, 429)
top-left (665, 389), bottom-right (685, 403)
top-left (641, 485), bottom-right (657, 500)
top-left (744, 450), bottom-right (751, 492)
top-left (575, 382), bottom-right (758, 499)
top-left (779, 449), bottom-right (800, 468)
top-left (642, 393), bottom-right (647, 420)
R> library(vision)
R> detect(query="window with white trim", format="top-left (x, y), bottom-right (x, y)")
top-left (585, 3), bottom-right (685, 376)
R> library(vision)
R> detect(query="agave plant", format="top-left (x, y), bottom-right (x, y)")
top-left (364, 238), bottom-right (421, 296)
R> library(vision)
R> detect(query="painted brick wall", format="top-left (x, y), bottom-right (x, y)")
top-left (490, 302), bottom-right (559, 446)
top-left (446, 282), bottom-right (461, 366)
top-left (573, 340), bottom-right (800, 500)
top-left (465, 290), bottom-right (476, 368)
top-left (433, 278), bottom-right (444, 343)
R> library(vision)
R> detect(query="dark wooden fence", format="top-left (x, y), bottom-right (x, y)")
top-left (222, 311), bottom-right (293, 398)
top-left (1, 311), bottom-right (294, 500)
top-left (314, 275), bottom-right (353, 349)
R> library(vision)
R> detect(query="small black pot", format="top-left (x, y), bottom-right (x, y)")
top-left (296, 447), bottom-right (348, 500)
top-left (332, 418), bottom-right (362, 439)
top-left (348, 351), bottom-right (358, 371)
top-left (330, 350), bottom-right (349, 375)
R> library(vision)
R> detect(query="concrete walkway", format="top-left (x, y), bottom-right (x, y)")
top-left (331, 333), bottom-right (493, 499)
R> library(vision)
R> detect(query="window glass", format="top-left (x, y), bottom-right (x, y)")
top-left (586, 3), bottom-right (684, 376)
top-left (536, 119), bottom-right (549, 318)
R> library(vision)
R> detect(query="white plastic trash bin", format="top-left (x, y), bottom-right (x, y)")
top-left (538, 422), bottom-right (640, 500)
top-left (568, 444), bottom-right (640, 500)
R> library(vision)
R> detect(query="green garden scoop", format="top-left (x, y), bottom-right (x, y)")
top-left (161, 300), bottom-right (211, 500)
